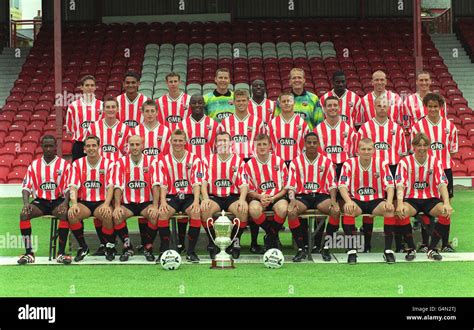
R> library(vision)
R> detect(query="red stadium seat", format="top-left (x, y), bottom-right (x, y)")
top-left (7, 170), bottom-right (27, 183)
top-left (452, 163), bottom-right (468, 176)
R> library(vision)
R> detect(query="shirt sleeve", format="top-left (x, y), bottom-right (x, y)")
top-left (395, 159), bottom-right (407, 188)
top-left (69, 161), bottom-right (81, 189)
top-left (449, 124), bottom-right (458, 154)
top-left (338, 161), bottom-right (351, 188)
top-left (326, 159), bottom-right (337, 192)
top-left (65, 104), bottom-right (74, 134)
top-left (435, 159), bottom-right (449, 189)
top-left (286, 161), bottom-right (297, 191)
top-left (22, 164), bottom-right (34, 193)
top-left (236, 158), bottom-right (248, 188)
top-left (113, 160), bottom-right (124, 190)
top-left (382, 162), bottom-right (394, 189)
top-left (191, 157), bottom-right (203, 187)
top-left (244, 162), bottom-right (256, 192)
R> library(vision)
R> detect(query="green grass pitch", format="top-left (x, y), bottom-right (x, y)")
top-left (0, 190), bottom-right (473, 297)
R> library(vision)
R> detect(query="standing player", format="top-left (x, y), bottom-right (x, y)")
top-left (287, 133), bottom-right (340, 262)
top-left (156, 72), bottom-right (190, 132)
top-left (248, 79), bottom-right (275, 127)
top-left (274, 68), bottom-right (323, 130)
top-left (359, 71), bottom-right (402, 126)
top-left (245, 134), bottom-right (289, 253)
top-left (268, 92), bottom-right (309, 166)
top-left (87, 97), bottom-right (131, 162)
top-left (219, 89), bottom-right (265, 161)
top-left (338, 138), bottom-right (399, 264)
top-left (112, 135), bottom-right (160, 262)
top-left (67, 135), bottom-right (115, 261)
top-left (319, 71), bottom-right (363, 130)
top-left (178, 94), bottom-right (219, 161)
top-left (204, 68), bottom-right (235, 122)
top-left (156, 129), bottom-right (203, 263)
top-left (18, 135), bottom-right (72, 264)
top-left (410, 93), bottom-right (458, 252)
top-left (116, 71), bottom-right (150, 129)
top-left (396, 132), bottom-right (454, 261)
top-left (357, 95), bottom-right (407, 252)
top-left (201, 131), bottom-right (249, 259)
top-left (66, 75), bottom-right (103, 161)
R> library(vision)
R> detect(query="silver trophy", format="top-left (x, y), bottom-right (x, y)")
top-left (206, 210), bottom-right (241, 269)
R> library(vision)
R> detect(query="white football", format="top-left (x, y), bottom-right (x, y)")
top-left (159, 250), bottom-right (182, 270)
top-left (263, 248), bottom-right (284, 269)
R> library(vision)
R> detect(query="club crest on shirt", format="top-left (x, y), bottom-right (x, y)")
top-left (143, 167), bottom-right (149, 173)
top-left (319, 166), bottom-right (325, 172)
top-left (247, 126), bottom-right (253, 131)
top-left (349, 101), bottom-right (354, 108)
top-left (392, 129), bottom-right (396, 135)
top-left (187, 163), bottom-right (192, 169)
top-left (118, 131), bottom-right (123, 138)
top-left (99, 169), bottom-right (105, 175)
top-left (445, 128), bottom-right (450, 134)
top-left (206, 125), bottom-right (212, 130)
top-left (374, 172), bottom-right (380, 178)
top-left (297, 125), bottom-right (302, 131)
top-left (274, 165), bottom-right (279, 171)
top-left (231, 166), bottom-right (238, 172)
top-left (343, 132), bottom-right (348, 138)
top-left (57, 169), bottom-right (62, 176)
top-left (157, 136), bottom-right (162, 141)
top-left (429, 169), bottom-right (433, 175)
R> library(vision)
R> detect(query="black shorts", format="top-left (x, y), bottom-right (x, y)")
top-left (72, 140), bottom-right (86, 161)
top-left (31, 198), bottom-right (65, 215)
top-left (296, 193), bottom-right (330, 209)
top-left (405, 198), bottom-right (442, 216)
top-left (389, 165), bottom-right (398, 178)
top-left (253, 195), bottom-right (289, 211)
top-left (166, 194), bottom-right (195, 213)
top-left (123, 201), bottom-right (152, 216)
top-left (210, 194), bottom-right (240, 211)
top-left (354, 198), bottom-right (384, 214)
top-left (79, 200), bottom-right (103, 215)
top-left (444, 168), bottom-right (454, 198)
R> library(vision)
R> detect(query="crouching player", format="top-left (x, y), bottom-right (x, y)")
top-left (338, 138), bottom-right (399, 264)
top-left (112, 135), bottom-right (160, 262)
top-left (67, 135), bottom-right (115, 261)
top-left (287, 133), bottom-right (340, 262)
top-left (395, 132), bottom-right (453, 261)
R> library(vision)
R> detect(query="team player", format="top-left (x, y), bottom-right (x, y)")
top-left (155, 129), bottom-right (203, 263)
top-left (66, 75), bottom-right (103, 161)
top-left (357, 95), bottom-right (407, 252)
top-left (338, 138), bottom-right (399, 264)
top-left (396, 132), bottom-right (454, 261)
top-left (248, 79), bottom-right (275, 127)
top-left (116, 71), bottom-right (150, 129)
top-left (155, 72), bottom-right (190, 132)
top-left (287, 133), bottom-right (340, 262)
top-left (86, 97), bottom-right (131, 162)
top-left (18, 135), bottom-right (72, 264)
top-left (410, 93), bottom-right (458, 252)
top-left (268, 92), bottom-right (309, 166)
top-left (204, 68), bottom-right (235, 122)
top-left (201, 132), bottom-right (249, 259)
top-left (319, 71), bottom-right (363, 130)
top-left (359, 71), bottom-right (402, 126)
top-left (178, 94), bottom-right (219, 160)
top-left (112, 135), bottom-right (160, 262)
top-left (274, 68), bottom-right (324, 130)
top-left (67, 135), bottom-right (115, 261)
top-left (219, 89), bottom-right (265, 161)
top-left (245, 134), bottom-right (289, 253)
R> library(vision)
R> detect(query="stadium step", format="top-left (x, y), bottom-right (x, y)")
top-left (0, 47), bottom-right (30, 108)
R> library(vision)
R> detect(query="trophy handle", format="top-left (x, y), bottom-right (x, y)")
top-left (206, 217), bottom-right (217, 245)
top-left (231, 218), bottom-right (241, 242)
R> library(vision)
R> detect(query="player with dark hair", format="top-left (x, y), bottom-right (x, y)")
top-left (248, 79), bottom-right (275, 127)
top-left (117, 71), bottom-right (150, 129)
top-left (18, 135), bottom-right (72, 264)
top-left (156, 72), bottom-right (190, 132)
top-left (204, 68), bottom-right (235, 122)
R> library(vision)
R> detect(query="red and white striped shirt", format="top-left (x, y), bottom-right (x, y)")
top-left (113, 155), bottom-right (157, 204)
top-left (244, 154), bottom-right (288, 196)
top-left (117, 93), bottom-right (149, 129)
top-left (87, 119), bottom-right (131, 162)
top-left (218, 113), bottom-right (265, 159)
top-left (360, 90), bottom-right (402, 125)
top-left (410, 117), bottom-right (458, 169)
top-left (133, 122), bottom-right (171, 157)
top-left (287, 153), bottom-right (337, 195)
top-left (69, 156), bottom-right (114, 202)
top-left (358, 118), bottom-right (407, 165)
top-left (396, 154), bottom-right (448, 199)
top-left (22, 156), bottom-right (71, 200)
top-left (203, 154), bottom-right (248, 196)
top-left (319, 89), bottom-right (362, 129)
top-left (66, 97), bottom-right (103, 142)
top-left (156, 92), bottom-right (190, 132)
top-left (402, 93), bottom-right (448, 131)
top-left (157, 151), bottom-right (203, 195)
top-left (248, 98), bottom-right (275, 127)
top-left (314, 119), bottom-right (356, 164)
top-left (178, 115), bottom-right (219, 160)
top-left (339, 157), bottom-right (394, 202)
top-left (268, 114), bottom-right (309, 162)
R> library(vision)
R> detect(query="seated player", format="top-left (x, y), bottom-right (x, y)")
top-left (67, 135), bottom-right (115, 262)
top-left (339, 138), bottom-right (398, 264)
top-left (112, 135), bottom-right (160, 262)
top-left (287, 133), bottom-right (340, 262)
top-left (18, 135), bottom-right (72, 264)
top-left (395, 132), bottom-right (454, 261)
top-left (155, 129), bottom-right (203, 263)
top-left (245, 134), bottom-right (289, 253)
top-left (201, 131), bottom-right (249, 259)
